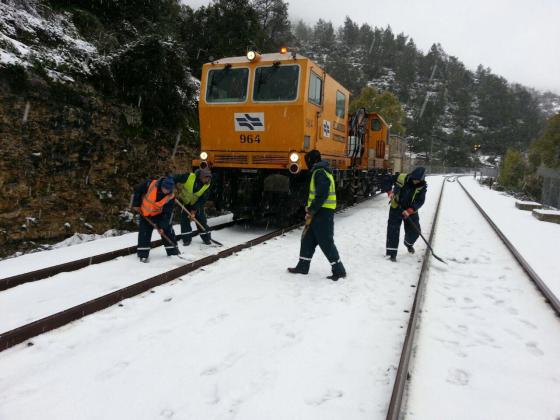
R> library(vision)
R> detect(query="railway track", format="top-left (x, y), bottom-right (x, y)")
top-left (457, 177), bottom-right (560, 315)
top-left (0, 194), bottom-right (377, 352)
top-left (0, 218), bottom-right (240, 291)
top-left (386, 174), bottom-right (560, 420)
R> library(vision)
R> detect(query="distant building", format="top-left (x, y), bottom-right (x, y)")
top-left (388, 134), bottom-right (410, 173)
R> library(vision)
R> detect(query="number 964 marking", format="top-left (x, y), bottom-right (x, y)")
top-left (240, 134), bottom-right (261, 143)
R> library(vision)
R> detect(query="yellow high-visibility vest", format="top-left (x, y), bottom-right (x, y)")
top-left (307, 168), bottom-right (336, 210)
top-left (178, 173), bottom-right (210, 205)
top-left (390, 172), bottom-right (423, 209)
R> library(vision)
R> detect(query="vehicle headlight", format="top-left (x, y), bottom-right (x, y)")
top-left (247, 51), bottom-right (256, 61)
top-left (200, 152), bottom-right (208, 160)
top-left (289, 152), bottom-right (299, 163)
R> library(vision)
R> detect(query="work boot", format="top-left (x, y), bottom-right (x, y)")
top-left (390, 255), bottom-right (397, 262)
top-left (201, 235), bottom-right (212, 245)
top-left (287, 260), bottom-right (310, 275)
top-left (183, 236), bottom-right (192, 246)
top-left (139, 257), bottom-right (149, 263)
top-left (405, 244), bottom-right (415, 254)
top-left (327, 261), bottom-right (346, 281)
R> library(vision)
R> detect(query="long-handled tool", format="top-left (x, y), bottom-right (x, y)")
top-left (301, 214), bottom-right (312, 239)
top-left (403, 214), bottom-right (447, 264)
top-left (137, 212), bottom-right (179, 248)
top-left (174, 199), bottom-right (223, 246)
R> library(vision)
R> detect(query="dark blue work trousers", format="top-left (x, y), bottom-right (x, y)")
top-left (386, 207), bottom-right (420, 257)
top-left (137, 215), bottom-right (178, 258)
top-left (179, 207), bottom-right (211, 243)
top-left (299, 209), bottom-right (342, 267)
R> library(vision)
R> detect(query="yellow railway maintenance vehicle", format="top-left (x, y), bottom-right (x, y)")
top-left (194, 49), bottom-right (393, 222)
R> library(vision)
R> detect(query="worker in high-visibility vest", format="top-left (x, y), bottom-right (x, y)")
top-left (384, 167), bottom-right (427, 262)
top-left (288, 150), bottom-right (346, 281)
top-left (174, 167), bottom-right (212, 245)
top-left (132, 176), bottom-right (179, 262)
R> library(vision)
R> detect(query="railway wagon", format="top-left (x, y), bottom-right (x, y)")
top-left (193, 50), bottom-right (392, 222)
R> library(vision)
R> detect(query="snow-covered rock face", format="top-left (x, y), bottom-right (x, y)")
top-left (0, 0), bottom-right (99, 81)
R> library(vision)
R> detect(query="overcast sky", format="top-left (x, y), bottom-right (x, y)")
top-left (185, 0), bottom-right (560, 94)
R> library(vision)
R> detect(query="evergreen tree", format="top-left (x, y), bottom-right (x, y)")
top-left (340, 16), bottom-right (359, 49)
top-left (180, 0), bottom-right (263, 78)
top-left (293, 20), bottom-right (312, 44)
top-left (529, 113), bottom-right (560, 169)
top-left (499, 148), bottom-right (527, 189)
top-left (251, 0), bottom-right (292, 50)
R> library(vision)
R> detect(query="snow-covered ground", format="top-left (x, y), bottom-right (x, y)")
top-left (404, 178), bottom-right (560, 419)
top-left (461, 176), bottom-right (560, 297)
top-left (0, 214), bottom-right (233, 278)
top-left (0, 177), bottom-right (443, 420)
top-left (0, 175), bottom-right (559, 420)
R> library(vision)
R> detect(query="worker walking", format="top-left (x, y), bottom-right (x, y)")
top-left (132, 176), bottom-right (179, 262)
top-left (288, 150), bottom-right (346, 281)
top-left (384, 167), bottom-right (427, 262)
top-left (174, 167), bottom-right (213, 245)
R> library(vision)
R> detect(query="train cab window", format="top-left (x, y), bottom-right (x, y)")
top-left (308, 71), bottom-right (322, 106)
top-left (206, 67), bottom-right (249, 103)
top-left (253, 65), bottom-right (299, 102)
top-left (371, 119), bottom-right (382, 131)
top-left (336, 91), bottom-right (346, 118)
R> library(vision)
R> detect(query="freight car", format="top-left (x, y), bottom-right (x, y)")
top-left (193, 49), bottom-right (393, 223)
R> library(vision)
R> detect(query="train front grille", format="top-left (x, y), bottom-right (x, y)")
top-left (215, 154), bottom-right (249, 164)
top-left (251, 155), bottom-right (286, 165)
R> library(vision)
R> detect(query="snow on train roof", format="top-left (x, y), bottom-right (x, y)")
top-left (208, 52), bottom-right (308, 64)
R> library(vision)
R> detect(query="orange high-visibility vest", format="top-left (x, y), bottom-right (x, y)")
top-left (140, 179), bottom-right (175, 217)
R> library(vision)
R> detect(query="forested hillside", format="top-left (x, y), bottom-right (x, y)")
top-left (0, 0), bottom-right (558, 255)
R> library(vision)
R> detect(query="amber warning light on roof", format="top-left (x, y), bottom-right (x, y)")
top-left (280, 47), bottom-right (288, 54)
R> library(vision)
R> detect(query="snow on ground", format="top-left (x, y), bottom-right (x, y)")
top-left (0, 177), bottom-right (443, 420)
top-left (2, 175), bottom-right (558, 419)
top-left (404, 178), bottom-right (560, 419)
top-left (0, 214), bottom-right (233, 278)
top-left (461, 176), bottom-right (560, 298)
top-left (0, 223), bottom-right (268, 332)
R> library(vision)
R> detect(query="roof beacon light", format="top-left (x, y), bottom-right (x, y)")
top-left (280, 47), bottom-right (288, 54)
top-left (200, 151), bottom-right (208, 160)
top-left (246, 50), bottom-right (261, 62)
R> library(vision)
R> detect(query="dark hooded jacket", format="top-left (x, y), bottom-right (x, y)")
top-left (307, 160), bottom-right (335, 215)
top-left (388, 167), bottom-right (427, 211)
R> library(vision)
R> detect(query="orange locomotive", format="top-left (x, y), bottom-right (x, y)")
top-left (193, 49), bottom-right (393, 222)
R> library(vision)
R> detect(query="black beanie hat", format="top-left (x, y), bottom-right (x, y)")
top-left (305, 149), bottom-right (321, 168)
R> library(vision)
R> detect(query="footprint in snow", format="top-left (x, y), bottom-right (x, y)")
top-left (446, 368), bottom-right (470, 386)
top-left (200, 352), bottom-right (244, 376)
top-left (525, 341), bottom-right (544, 356)
top-left (519, 319), bottom-right (537, 330)
top-left (305, 388), bottom-right (344, 406)
top-left (160, 409), bottom-right (174, 418)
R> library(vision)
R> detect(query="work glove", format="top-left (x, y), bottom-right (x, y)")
top-left (304, 207), bottom-right (313, 222)
top-left (189, 209), bottom-right (197, 220)
top-left (402, 208), bottom-right (414, 219)
top-left (386, 191), bottom-right (393, 199)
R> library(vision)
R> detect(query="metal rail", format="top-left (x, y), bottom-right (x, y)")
top-left (457, 178), bottom-right (560, 316)
top-left (0, 220), bottom-right (240, 291)
top-left (0, 194), bottom-right (379, 352)
top-left (386, 176), bottom-right (448, 420)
